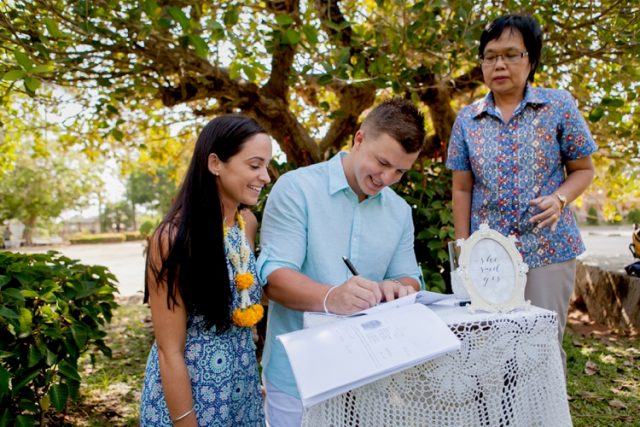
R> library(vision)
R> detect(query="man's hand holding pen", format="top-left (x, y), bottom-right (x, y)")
top-left (323, 276), bottom-right (382, 315)
top-left (324, 256), bottom-right (417, 315)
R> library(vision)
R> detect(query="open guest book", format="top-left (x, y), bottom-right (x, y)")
top-left (277, 291), bottom-right (462, 407)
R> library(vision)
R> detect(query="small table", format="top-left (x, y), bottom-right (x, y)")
top-left (301, 305), bottom-right (571, 426)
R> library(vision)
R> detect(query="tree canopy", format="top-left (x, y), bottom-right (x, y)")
top-left (0, 0), bottom-right (638, 284)
top-left (1, 0), bottom-right (638, 167)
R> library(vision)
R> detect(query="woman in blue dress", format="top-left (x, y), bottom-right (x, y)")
top-left (140, 115), bottom-right (272, 426)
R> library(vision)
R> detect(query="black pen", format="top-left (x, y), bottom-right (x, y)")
top-left (342, 256), bottom-right (359, 276)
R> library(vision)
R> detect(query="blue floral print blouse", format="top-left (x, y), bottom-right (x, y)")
top-left (446, 85), bottom-right (597, 268)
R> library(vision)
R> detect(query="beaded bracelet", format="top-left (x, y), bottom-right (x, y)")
top-left (172, 407), bottom-right (194, 423)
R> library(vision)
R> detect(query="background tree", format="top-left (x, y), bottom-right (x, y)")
top-left (0, 92), bottom-right (103, 244)
top-left (1, 1), bottom-right (637, 163)
top-left (0, 0), bottom-right (638, 285)
top-left (126, 165), bottom-right (178, 224)
top-left (0, 146), bottom-right (100, 244)
top-left (100, 200), bottom-right (134, 232)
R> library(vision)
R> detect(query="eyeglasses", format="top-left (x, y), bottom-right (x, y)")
top-left (480, 51), bottom-right (528, 66)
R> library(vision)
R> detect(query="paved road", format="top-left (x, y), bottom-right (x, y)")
top-left (578, 225), bottom-right (637, 273)
top-left (7, 225), bottom-right (637, 296)
top-left (13, 241), bottom-right (147, 298)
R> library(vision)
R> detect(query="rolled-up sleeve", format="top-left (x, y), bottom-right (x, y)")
top-left (256, 174), bottom-right (308, 285)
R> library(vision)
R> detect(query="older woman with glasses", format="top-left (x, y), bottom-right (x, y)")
top-left (446, 13), bottom-right (597, 372)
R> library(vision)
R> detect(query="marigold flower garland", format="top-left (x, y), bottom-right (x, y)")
top-left (224, 212), bottom-right (264, 327)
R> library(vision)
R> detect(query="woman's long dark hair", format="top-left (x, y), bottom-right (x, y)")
top-left (144, 114), bottom-right (267, 332)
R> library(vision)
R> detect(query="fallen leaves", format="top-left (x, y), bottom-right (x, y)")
top-left (608, 399), bottom-right (627, 410)
top-left (584, 360), bottom-right (599, 375)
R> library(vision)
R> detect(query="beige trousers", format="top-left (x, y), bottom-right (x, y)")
top-left (524, 259), bottom-right (577, 374)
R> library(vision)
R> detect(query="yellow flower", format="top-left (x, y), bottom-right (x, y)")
top-left (235, 272), bottom-right (255, 290)
top-left (232, 304), bottom-right (264, 327)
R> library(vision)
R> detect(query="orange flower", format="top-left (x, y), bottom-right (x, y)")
top-left (235, 272), bottom-right (255, 290)
top-left (232, 304), bottom-right (264, 327)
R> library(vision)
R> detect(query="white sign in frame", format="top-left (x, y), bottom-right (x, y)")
top-left (456, 224), bottom-right (530, 313)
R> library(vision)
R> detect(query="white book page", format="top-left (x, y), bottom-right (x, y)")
top-left (279, 304), bottom-right (461, 407)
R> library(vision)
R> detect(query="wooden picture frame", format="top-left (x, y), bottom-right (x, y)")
top-left (456, 224), bottom-right (530, 313)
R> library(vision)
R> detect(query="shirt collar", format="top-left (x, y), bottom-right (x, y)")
top-left (328, 151), bottom-right (351, 195)
top-left (328, 151), bottom-right (383, 201)
top-left (472, 84), bottom-right (549, 119)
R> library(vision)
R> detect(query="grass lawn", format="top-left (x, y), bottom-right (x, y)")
top-left (48, 302), bottom-right (639, 426)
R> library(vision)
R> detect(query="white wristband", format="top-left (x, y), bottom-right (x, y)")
top-left (323, 286), bottom-right (337, 314)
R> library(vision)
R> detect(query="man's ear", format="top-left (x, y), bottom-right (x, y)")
top-left (208, 153), bottom-right (221, 176)
top-left (353, 130), bottom-right (365, 150)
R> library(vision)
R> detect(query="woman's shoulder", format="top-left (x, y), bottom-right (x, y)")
top-left (531, 86), bottom-right (575, 104)
top-left (240, 209), bottom-right (258, 243)
top-left (240, 209), bottom-right (257, 229)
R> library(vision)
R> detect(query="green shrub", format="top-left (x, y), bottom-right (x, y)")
top-left (68, 233), bottom-right (126, 244)
top-left (124, 231), bottom-right (144, 241)
top-left (586, 206), bottom-right (599, 225)
top-left (395, 160), bottom-right (454, 293)
top-left (627, 208), bottom-right (640, 225)
top-left (0, 251), bottom-right (119, 425)
top-left (138, 220), bottom-right (155, 238)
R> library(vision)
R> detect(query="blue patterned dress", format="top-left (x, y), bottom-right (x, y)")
top-left (140, 224), bottom-right (265, 426)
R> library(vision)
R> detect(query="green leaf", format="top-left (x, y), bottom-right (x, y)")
top-left (302, 25), bottom-right (318, 44)
top-left (20, 289), bottom-right (38, 298)
top-left (275, 14), bottom-right (294, 27)
top-left (67, 379), bottom-right (81, 401)
top-left (15, 415), bottom-right (35, 427)
top-left (12, 369), bottom-right (39, 393)
top-left (58, 360), bottom-right (81, 382)
top-left (223, 6), bottom-right (239, 27)
top-left (71, 326), bottom-right (88, 349)
top-left (167, 6), bottom-right (190, 31)
top-left (229, 62), bottom-right (241, 80)
top-left (588, 107), bottom-right (604, 123)
top-left (209, 20), bottom-right (225, 41)
top-left (601, 97), bottom-right (624, 108)
top-left (111, 128), bottom-right (124, 141)
top-left (336, 47), bottom-right (350, 65)
top-left (283, 29), bottom-right (300, 45)
top-left (2, 69), bottom-right (24, 81)
top-left (143, 0), bottom-right (161, 19)
top-left (187, 34), bottom-right (209, 58)
top-left (18, 308), bottom-right (33, 336)
top-left (14, 51), bottom-right (33, 70)
top-left (0, 305), bottom-right (20, 319)
top-left (48, 383), bottom-right (69, 412)
top-left (242, 65), bottom-right (256, 81)
top-left (31, 63), bottom-right (54, 74)
top-left (317, 74), bottom-right (333, 85)
top-left (2, 287), bottom-right (24, 301)
top-left (27, 345), bottom-right (42, 368)
top-left (0, 409), bottom-right (10, 427)
top-left (43, 17), bottom-right (62, 38)
top-left (0, 365), bottom-right (10, 398)
top-left (24, 77), bottom-right (41, 93)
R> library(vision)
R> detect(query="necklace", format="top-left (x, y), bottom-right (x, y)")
top-left (224, 212), bottom-right (264, 327)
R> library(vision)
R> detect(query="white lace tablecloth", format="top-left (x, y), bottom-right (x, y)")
top-left (301, 305), bottom-right (571, 426)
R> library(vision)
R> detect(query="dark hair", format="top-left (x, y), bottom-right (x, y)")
top-left (145, 114), bottom-right (266, 332)
top-left (360, 97), bottom-right (425, 153)
top-left (479, 14), bottom-right (543, 82)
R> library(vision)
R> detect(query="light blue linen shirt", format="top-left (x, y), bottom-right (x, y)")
top-left (257, 152), bottom-right (422, 398)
